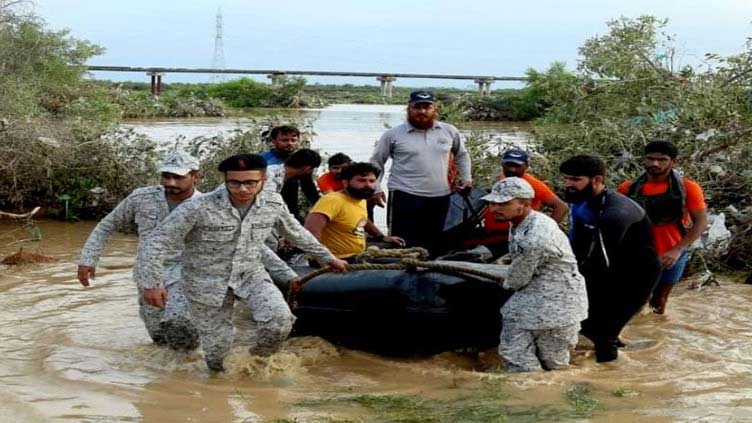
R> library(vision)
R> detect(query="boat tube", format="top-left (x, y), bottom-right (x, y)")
top-left (292, 265), bottom-right (510, 355)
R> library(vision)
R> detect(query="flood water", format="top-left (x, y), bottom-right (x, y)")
top-left (123, 104), bottom-right (531, 229)
top-left (1, 105), bottom-right (750, 422)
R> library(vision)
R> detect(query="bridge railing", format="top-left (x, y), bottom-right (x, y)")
top-left (85, 65), bottom-right (528, 97)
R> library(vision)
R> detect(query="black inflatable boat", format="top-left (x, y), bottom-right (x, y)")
top-left (292, 267), bottom-right (510, 355)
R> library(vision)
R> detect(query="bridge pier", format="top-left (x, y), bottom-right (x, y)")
top-left (267, 73), bottom-right (285, 87)
top-left (475, 79), bottom-right (493, 96)
top-left (148, 72), bottom-right (164, 98)
top-left (376, 76), bottom-right (396, 98)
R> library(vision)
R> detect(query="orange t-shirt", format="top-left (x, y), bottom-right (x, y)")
top-left (316, 171), bottom-right (344, 194)
top-left (483, 172), bottom-right (557, 241)
top-left (618, 178), bottom-right (706, 255)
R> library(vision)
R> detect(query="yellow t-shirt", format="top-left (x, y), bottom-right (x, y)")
top-left (310, 191), bottom-right (367, 258)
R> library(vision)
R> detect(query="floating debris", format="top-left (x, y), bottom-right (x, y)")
top-left (1, 248), bottom-right (57, 265)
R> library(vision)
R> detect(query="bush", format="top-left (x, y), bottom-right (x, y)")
top-left (0, 1), bottom-right (158, 218)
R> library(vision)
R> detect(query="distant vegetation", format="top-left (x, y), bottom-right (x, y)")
top-left (101, 78), bottom-right (545, 121)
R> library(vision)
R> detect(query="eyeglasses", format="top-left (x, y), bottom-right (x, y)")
top-left (225, 179), bottom-right (263, 189)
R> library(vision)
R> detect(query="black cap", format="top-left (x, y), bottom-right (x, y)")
top-left (217, 154), bottom-right (267, 172)
top-left (408, 90), bottom-right (436, 105)
top-left (501, 149), bottom-right (530, 165)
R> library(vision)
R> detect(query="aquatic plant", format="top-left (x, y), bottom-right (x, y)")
top-left (564, 383), bottom-right (599, 417)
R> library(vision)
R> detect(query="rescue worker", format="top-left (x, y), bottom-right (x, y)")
top-left (479, 148), bottom-right (568, 257)
top-left (370, 90), bottom-right (472, 253)
top-left (136, 153), bottom-right (347, 372)
top-left (77, 151), bottom-right (202, 351)
top-left (561, 155), bottom-right (661, 363)
top-left (484, 177), bottom-right (588, 372)
top-left (619, 141), bottom-right (708, 314)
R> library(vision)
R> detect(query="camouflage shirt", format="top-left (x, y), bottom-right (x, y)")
top-left (78, 185), bottom-right (201, 286)
top-left (263, 164), bottom-right (286, 194)
top-left (136, 188), bottom-right (336, 307)
top-left (502, 210), bottom-right (589, 329)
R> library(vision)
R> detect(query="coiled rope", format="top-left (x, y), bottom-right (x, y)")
top-left (288, 247), bottom-right (503, 307)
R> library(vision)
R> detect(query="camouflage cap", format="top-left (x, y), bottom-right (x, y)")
top-left (481, 177), bottom-right (535, 204)
top-left (158, 151), bottom-right (200, 176)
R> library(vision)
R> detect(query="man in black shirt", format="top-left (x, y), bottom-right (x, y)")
top-left (560, 155), bottom-right (661, 363)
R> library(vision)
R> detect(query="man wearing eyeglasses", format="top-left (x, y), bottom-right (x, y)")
top-left (136, 153), bottom-right (347, 372)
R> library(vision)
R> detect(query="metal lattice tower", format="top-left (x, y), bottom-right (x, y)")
top-left (211, 7), bottom-right (226, 81)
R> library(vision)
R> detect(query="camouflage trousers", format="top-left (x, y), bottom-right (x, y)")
top-left (499, 321), bottom-right (580, 372)
top-left (138, 282), bottom-right (200, 351)
top-left (190, 280), bottom-right (295, 371)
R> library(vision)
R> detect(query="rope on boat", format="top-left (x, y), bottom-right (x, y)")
top-left (354, 246), bottom-right (430, 262)
top-left (288, 247), bottom-right (504, 307)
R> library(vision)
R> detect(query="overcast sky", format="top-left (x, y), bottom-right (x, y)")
top-left (34, 0), bottom-right (752, 88)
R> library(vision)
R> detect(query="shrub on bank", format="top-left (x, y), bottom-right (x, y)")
top-left (115, 90), bottom-right (225, 118)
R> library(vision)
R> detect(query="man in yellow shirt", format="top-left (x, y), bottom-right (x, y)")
top-left (305, 162), bottom-right (405, 260)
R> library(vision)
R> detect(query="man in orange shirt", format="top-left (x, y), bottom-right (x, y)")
top-left (619, 141), bottom-right (709, 314)
top-left (317, 153), bottom-right (352, 194)
top-left (481, 149), bottom-right (568, 256)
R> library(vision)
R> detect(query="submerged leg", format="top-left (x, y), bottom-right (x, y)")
top-left (161, 282), bottom-right (200, 352)
top-left (240, 279), bottom-right (295, 357)
top-left (535, 324), bottom-right (579, 370)
top-left (138, 286), bottom-right (166, 345)
top-left (191, 292), bottom-right (235, 372)
top-left (498, 321), bottom-right (542, 372)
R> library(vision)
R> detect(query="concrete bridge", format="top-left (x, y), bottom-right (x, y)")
top-left (85, 66), bottom-right (528, 98)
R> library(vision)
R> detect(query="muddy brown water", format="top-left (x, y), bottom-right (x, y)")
top-left (2, 106), bottom-right (750, 422)
top-left (1, 220), bottom-right (751, 422)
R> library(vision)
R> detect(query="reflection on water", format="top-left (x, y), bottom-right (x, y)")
top-left (1, 220), bottom-right (752, 422)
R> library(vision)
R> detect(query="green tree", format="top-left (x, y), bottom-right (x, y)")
top-left (0, 1), bottom-right (158, 216)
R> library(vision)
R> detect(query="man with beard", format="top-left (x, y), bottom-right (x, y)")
top-left (78, 152), bottom-right (202, 351)
top-left (619, 141), bottom-right (708, 314)
top-left (560, 155), bottom-right (661, 363)
top-left (261, 125), bottom-right (320, 222)
top-left (370, 91), bottom-right (472, 253)
top-left (480, 148), bottom-right (569, 257)
top-left (137, 154), bottom-right (347, 372)
top-left (305, 162), bottom-right (405, 261)
top-left (483, 177), bottom-right (587, 372)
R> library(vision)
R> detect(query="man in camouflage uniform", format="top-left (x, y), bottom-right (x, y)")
top-left (483, 178), bottom-right (588, 372)
top-left (78, 152), bottom-right (203, 351)
top-left (137, 153), bottom-right (348, 372)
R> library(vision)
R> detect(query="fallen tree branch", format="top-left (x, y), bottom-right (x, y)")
top-left (0, 206), bottom-right (40, 220)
